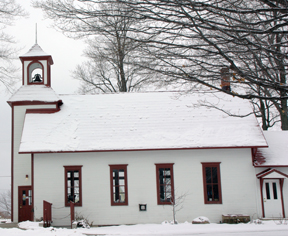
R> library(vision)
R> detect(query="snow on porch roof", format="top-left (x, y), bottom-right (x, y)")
top-left (254, 131), bottom-right (288, 167)
top-left (7, 85), bottom-right (61, 104)
top-left (19, 91), bottom-right (267, 153)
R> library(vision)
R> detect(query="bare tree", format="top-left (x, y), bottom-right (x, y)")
top-left (113, 0), bottom-right (288, 129)
top-left (0, 0), bottom-right (25, 92)
top-left (34, 0), bottom-right (159, 93)
top-left (0, 190), bottom-right (11, 218)
top-left (34, 0), bottom-right (288, 128)
top-left (170, 192), bottom-right (187, 224)
top-left (74, 2), bottom-right (157, 93)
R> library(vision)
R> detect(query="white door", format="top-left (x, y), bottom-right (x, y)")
top-left (263, 179), bottom-right (282, 218)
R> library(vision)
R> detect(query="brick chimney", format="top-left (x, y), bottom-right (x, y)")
top-left (220, 67), bottom-right (231, 92)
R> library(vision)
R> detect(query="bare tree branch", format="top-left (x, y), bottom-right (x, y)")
top-left (0, 190), bottom-right (11, 218)
top-left (0, 0), bottom-right (26, 92)
top-left (35, 0), bottom-right (161, 93)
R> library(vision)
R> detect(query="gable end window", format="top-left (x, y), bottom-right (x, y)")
top-left (202, 162), bottom-right (222, 204)
top-left (155, 163), bottom-right (174, 205)
top-left (109, 165), bottom-right (128, 206)
top-left (64, 166), bottom-right (82, 206)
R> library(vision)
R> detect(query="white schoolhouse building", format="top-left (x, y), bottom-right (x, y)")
top-left (7, 44), bottom-right (288, 226)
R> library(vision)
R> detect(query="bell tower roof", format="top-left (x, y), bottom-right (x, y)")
top-left (21, 43), bottom-right (50, 57)
top-left (19, 43), bottom-right (53, 87)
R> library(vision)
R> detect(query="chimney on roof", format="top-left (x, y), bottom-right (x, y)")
top-left (220, 67), bottom-right (231, 92)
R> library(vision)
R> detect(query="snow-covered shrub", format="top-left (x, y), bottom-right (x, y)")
top-left (75, 219), bottom-right (90, 228)
top-left (192, 216), bottom-right (210, 224)
top-left (250, 219), bottom-right (262, 224)
top-left (161, 220), bottom-right (178, 225)
top-left (74, 212), bottom-right (92, 228)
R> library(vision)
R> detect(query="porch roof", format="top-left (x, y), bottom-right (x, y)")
top-left (254, 131), bottom-right (288, 167)
top-left (257, 168), bottom-right (288, 179)
top-left (7, 85), bottom-right (61, 104)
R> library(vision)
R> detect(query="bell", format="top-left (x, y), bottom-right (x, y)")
top-left (33, 73), bottom-right (42, 82)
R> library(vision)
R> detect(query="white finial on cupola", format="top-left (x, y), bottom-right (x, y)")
top-left (35, 23), bottom-right (37, 44)
top-left (19, 31), bottom-right (54, 87)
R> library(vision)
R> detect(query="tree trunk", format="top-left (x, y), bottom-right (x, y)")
top-left (281, 99), bottom-right (288, 130)
top-left (259, 99), bottom-right (268, 130)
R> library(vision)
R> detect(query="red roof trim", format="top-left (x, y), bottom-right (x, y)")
top-left (255, 165), bottom-right (288, 168)
top-left (256, 168), bottom-right (273, 178)
top-left (19, 145), bottom-right (268, 154)
top-left (19, 55), bottom-right (53, 65)
top-left (26, 108), bottom-right (60, 114)
top-left (7, 100), bottom-right (62, 107)
top-left (256, 168), bottom-right (288, 178)
top-left (256, 168), bottom-right (271, 176)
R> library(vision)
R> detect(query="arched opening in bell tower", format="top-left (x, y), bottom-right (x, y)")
top-left (28, 61), bottom-right (44, 84)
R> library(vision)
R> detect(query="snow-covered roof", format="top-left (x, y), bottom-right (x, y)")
top-left (254, 131), bottom-right (288, 166)
top-left (20, 43), bottom-right (50, 57)
top-left (19, 91), bottom-right (267, 153)
top-left (7, 85), bottom-right (61, 104)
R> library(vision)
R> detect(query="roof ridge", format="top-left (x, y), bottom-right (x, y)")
top-left (20, 43), bottom-right (50, 57)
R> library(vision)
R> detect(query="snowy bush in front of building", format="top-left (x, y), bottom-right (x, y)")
top-left (192, 216), bottom-right (210, 224)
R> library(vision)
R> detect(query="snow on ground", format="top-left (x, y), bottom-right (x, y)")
top-left (1, 220), bottom-right (288, 236)
top-left (0, 219), bottom-right (11, 224)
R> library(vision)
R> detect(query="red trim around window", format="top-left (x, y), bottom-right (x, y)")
top-left (155, 163), bottom-right (174, 205)
top-left (202, 162), bottom-right (222, 204)
top-left (64, 166), bottom-right (82, 207)
top-left (109, 165), bottom-right (128, 206)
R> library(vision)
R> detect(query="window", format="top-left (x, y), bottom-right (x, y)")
top-left (64, 166), bottom-right (82, 206)
top-left (109, 165), bottom-right (128, 206)
top-left (265, 182), bottom-right (271, 200)
top-left (266, 182), bottom-right (278, 200)
top-left (272, 182), bottom-right (278, 199)
top-left (202, 163), bottom-right (222, 204)
top-left (155, 163), bottom-right (174, 205)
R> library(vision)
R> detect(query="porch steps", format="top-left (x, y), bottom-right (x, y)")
top-left (222, 214), bottom-right (250, 224)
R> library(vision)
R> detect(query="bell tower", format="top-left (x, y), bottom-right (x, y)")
top-left (8, 42), bottom-right (60, 223)
top-left (19, 43), bottom-right (53, 87)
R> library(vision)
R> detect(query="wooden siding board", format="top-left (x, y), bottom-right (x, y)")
top-left (33, 148), bottom-right (258, 226)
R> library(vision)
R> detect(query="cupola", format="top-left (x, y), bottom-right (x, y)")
top-left (19, 43), bottom-right (53, 87)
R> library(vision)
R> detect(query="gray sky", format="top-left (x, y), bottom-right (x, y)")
top-left (0, 0), bottom-right (86, 193)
